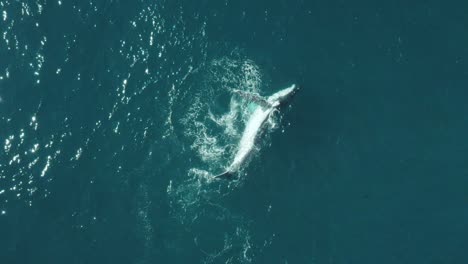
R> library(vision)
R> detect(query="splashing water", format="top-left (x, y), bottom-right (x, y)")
top-left (179, 57), bottom-right (266, 173)
top-left (166, 55), bottom-right (280, 263)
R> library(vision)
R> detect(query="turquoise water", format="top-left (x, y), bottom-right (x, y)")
top-left (1, 0), bottom-right (468, 263)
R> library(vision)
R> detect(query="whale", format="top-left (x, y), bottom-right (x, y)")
top-left (214, 84), bottom-right (299, 179)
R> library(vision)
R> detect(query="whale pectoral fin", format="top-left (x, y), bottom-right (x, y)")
top-left (233, 90), bottom-right (272, 108)
top-left (264, 108), bottom-right (279, 129)
top-left (214, 171), bottom-right (234, 180)
top-left (266, 115), bottom-right (277, 129)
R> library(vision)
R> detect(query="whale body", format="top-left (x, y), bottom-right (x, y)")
top-left (215, 84), bottom-right (299, 179)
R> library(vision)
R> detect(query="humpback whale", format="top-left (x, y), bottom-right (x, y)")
top-left (214, 84), bottom-right (299, 179)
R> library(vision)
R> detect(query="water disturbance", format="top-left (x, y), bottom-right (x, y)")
top-left (1, 0), bottom-right (468, 263)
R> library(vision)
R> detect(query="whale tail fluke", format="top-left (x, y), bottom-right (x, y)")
top-left (214, 171), bottom-right (234, 180)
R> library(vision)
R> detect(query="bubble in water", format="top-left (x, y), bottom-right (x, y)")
top-left (167, 55), bottom-right (271, 263)
top-left (179, 56), bottom-right (264, 174)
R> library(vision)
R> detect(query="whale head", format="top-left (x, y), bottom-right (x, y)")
top-left (268, 84), bottom-right (299, 106)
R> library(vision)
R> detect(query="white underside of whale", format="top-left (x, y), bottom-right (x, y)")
top-left (216, 84), bottom-right (297, 178)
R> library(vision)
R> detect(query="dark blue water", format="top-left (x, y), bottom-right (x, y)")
top-left (1, 0), bottom-right (468, 263)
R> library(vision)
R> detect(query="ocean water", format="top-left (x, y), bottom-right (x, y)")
top-left (1, 0), bottom-right (468, 263)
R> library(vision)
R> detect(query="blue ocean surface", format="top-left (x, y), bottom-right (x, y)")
top-left (1, 0), bottom-right (468, 263)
